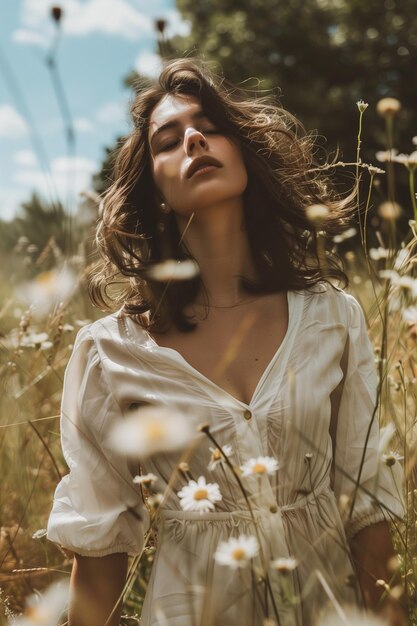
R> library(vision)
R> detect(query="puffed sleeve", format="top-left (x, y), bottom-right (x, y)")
top-left (333, 293), bottom-right (405, 541)
top-left (47, 326), bottom-right (148, 557)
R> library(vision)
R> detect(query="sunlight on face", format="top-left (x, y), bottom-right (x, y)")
top-left (148, 94), bottom-right (248, 217)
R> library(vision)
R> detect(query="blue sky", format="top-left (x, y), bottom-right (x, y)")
top-left (0, 0), bottom-right (189, 220)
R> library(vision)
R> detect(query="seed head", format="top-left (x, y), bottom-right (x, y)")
top-left (357, 100), bottom-right (369, 113)
top-left (376, 97), bottom-right (401, 119)
top-left (305, 203), bottom-right (329, 226)
top-left (378, 201), bottom-right (402, 221)
top-left (51, 5), bottom-right (63, 23)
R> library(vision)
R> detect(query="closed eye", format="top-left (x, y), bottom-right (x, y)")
top-left (159, 128), bottom-right (220, 152)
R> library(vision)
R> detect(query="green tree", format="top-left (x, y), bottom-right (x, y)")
top-left (172, 0), bottom-right (416, 164)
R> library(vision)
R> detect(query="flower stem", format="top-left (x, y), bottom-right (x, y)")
top-left (409, 168), bottom-right (417, 221)
top-left (356, 110), bottom-right (364, 243)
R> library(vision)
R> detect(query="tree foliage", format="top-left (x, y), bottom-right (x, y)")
top-left (172, 0), bottom-right (416, 163)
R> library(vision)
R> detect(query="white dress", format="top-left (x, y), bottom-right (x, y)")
top-left (47, 282), bottom-right (405, 626)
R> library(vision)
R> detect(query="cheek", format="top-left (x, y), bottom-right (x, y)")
top-left (152, 159), bottom-right (181, 196)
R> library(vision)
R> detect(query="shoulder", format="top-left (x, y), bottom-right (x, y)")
top-left (71, 310), bottom-right (151, 370)
top-left (301, 281), bottom-right (365, 328)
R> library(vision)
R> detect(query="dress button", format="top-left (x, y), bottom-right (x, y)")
top-left (243, 409), bottom-right (252, 420)
top-left (269, 505), bottom-right (278, 514)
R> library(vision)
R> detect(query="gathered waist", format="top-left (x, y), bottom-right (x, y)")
top-left (159, 481), bottom-right (334, 524)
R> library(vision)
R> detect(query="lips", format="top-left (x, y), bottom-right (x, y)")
top-left (187, 156), bottom-right (222, 179)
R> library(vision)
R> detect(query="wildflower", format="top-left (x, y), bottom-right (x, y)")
top-left (20, 332), bottom-right (49, 348)
top-left (403, 306), bottom-right (417, 325)
top-left (367, 165), bottom-right (385, 175)
top-left (17, 268), bottom-right (76, 316)
top-left (379, 269), bottom-right (417, 298)
top-left (214, 534), bottom-right (259, 569)
top-left (240, 456), bottom-right (279, 477)
top-left (376, 97), bottom-right (401, 119)
top-left (338, 494), bottom-right (351, 516)
top-left (51, 6), bottom-right (63, 24)
top-left (382, 451), bottom-right (404, 467)
top-left (133, 473), bottom-right (158, 486)
top-left (108, 405), bottom-right (196, 458)
top-left (376, 578), bottom-right (390, 591)
top-left (378, 201), bottom-right (402, 221)
top-left (15, 580), bottom-right (69, 626)
top-left (271, 557), bottom-right (298, 573)
top-left (146, 259), bottom-right (199, 282)
top-left (378, 423), bottom-right (396, 454)
top-left (208, 444), bottom-right (233, 471)
top-left (177, 476), bottom-right (222, 514)
top-left (147, 493), bottom-right (164, 512)
top-left (305, 204), bottom-right (329, 226)
top-left (413, 136), bottom-right (417, 146)
top-left (333, 227), bottom-right (357, 244)
top-left (392, 151), bottom-right (417, 171)
top-left (393, 247), bottom-right (410, 271)
top-left (356, 100), bottom-right (368, 113)
top-left (375, 148), bottom-right (398, 162)
top-left (369, 247), bottom-right (392, 261)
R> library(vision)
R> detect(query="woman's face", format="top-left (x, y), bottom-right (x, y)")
top-left (148, 94), bottom-right (248, 217)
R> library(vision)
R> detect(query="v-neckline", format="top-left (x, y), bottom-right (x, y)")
top-left (143, 290), bottom-right (301, 409)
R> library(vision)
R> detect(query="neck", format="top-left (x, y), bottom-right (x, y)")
top-left (175, 199), bottom-right (257, 307)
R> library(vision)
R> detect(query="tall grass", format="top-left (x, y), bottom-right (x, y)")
top-left (0, 101), bottom-right (416, 625)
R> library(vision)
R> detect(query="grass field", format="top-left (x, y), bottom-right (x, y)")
top-left (0, 103), bottom-right (416, 625)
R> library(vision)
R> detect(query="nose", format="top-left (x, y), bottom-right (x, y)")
top-left (184, 127), bottom-right (208, 156)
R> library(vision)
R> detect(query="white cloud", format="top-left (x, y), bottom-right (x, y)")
top-left (135, 51), bottom-right (163, 79)
top-left (12, 28), bottom-right (49, 47)
top-left (96, 101), bottom-right (128, 126)
top-left (13, 0), bottom-right (152, 46)
top-left (0, 105), bottom-right (28, 138)
top-left (0, 188), bottom-right (31, 222)
top-left (74, 117), bottom-right (95, 133)
top-left (14, 155), bottom-right (98, 203)
top-left (163, 10), bottom-right (191, 38)
top-left (14, 149), bottom-right (38, 167)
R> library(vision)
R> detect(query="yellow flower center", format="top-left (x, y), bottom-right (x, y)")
top-left (252, 463), bottom-right (266, 474)
top-left (26, 606), bottom-right (51, 622)
top-left (193, 488), bottom-right (209, 501)
top-left (212, 449), bottom-right (221, 461)
top-left (145, 422), bottom-right (166, 441)
top-left (231, 548), bottom-right (246, 561)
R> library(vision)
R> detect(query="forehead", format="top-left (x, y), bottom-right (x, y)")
top-left (149, 94), bottom-right (202, 133)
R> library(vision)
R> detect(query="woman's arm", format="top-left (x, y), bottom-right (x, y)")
top-left (69, 552), bottom-right (128, 626)
top-left (349, 521), bottom-right (408, 625)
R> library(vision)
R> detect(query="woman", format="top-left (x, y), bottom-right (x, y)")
top-left (47, 59), bottom-right (406, 626)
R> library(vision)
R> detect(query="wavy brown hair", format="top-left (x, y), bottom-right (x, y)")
top-left (90, 57), bottom-right (356, 332)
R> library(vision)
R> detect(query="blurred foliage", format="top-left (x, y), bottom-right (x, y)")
top-left (0, 194), bottom-right (68, 256)
top-left (172, 0), bottom-right (416, 165)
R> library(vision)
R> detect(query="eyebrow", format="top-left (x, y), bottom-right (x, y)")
top-left (150, 110), bottom-right (208, 148)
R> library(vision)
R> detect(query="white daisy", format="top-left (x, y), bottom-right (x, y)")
top-left (240, 456), bottom-right (279, 477)
top-left (271, 557), bottom-right (298, 573)
top-left (214, 534), bottom-right (259, 569)
top-left (382, 451), bottom-right (404, 467)
top-left (147, 259), bottom-right (199, 282)
top-left (177, 476), bottom-right (222, 514)
top-left (403, 305), bottom-right (417, 324)
top-left (133, 473), bottom-right (158, 486)
top-left (15, 580), bottom-right (69, 626)
top-left (208, 444), bottom-right (233, 471)
top-left (108, 405), bottom-right (196, 458)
